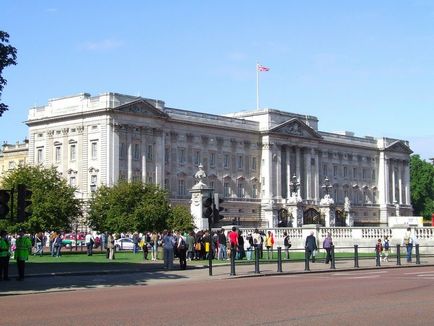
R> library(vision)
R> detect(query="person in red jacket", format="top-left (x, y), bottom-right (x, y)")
top-left (228, 227), bottom-right (238, 258)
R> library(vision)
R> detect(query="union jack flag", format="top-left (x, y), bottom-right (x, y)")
top-left (257, 65), bottom-right (270, 72)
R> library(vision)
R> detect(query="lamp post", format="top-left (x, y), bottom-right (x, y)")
top-left (290, 175), bottom-right (300, 197)
top-left (322, 177), bottom-right (332, 196)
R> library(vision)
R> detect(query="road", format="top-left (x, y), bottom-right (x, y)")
top-left (1, 266), bottom-right (434, 325)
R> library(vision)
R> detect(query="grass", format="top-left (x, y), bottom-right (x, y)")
top-left (26, 248), bottom-right (381, 265)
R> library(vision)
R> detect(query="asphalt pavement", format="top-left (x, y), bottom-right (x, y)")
top-left (1, 254), bottom-right (434, 296)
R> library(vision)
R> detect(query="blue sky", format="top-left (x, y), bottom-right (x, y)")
top-left (1, 1), bottom-right (434, 160)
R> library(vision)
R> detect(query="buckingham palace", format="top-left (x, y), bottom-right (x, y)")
top-left (26, 92), bottom-right (413, 227)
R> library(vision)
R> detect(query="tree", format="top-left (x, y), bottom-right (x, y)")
top-left (0, 166), bottom-right (82, 233)
top-left (410, 155), bottom-right (434, 220)
top-left (167, 205), bottom-right (195, 232)
top-left (88, 181), bottom-right (171, 234)
top-left (0, 31), bottom-right (17, 116)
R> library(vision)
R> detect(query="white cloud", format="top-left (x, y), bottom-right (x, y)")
top-left (80, 39), bottom-right (124, 51)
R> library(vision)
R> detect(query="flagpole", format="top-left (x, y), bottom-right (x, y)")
top-left (256, 63), bottom-right (259, 110)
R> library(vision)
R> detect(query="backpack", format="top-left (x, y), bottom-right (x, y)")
top-left (179, 238), bottom-right (187, 250)
top-left (384, 241), bottom-right (389, 250)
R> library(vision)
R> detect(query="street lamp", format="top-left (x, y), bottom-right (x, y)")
top-left (322, 177), bottom-right (332, 196)
top-left (290, 175), bottom-right (300, 196)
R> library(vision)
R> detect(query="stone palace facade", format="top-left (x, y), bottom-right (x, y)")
top-left (26, 92), bottom-right (413, 227)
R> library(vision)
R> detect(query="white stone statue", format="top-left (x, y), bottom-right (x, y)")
top-left (344, 197), bottom-right (351, 212)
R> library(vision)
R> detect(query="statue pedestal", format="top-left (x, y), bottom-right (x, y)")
top-left (320, 195), bottom-right (335, 227)
top-left (287, 193), bottom-right (303, 227)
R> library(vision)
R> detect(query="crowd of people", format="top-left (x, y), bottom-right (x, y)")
top-left (0, 226), bottom-right (421, 280)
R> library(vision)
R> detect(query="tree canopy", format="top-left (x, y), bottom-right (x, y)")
top-left (88, 181), bottom-right (177, 233)
top-left (410, 155), bottom-right (434, 220)
top-left (0, 165), bottom-right (82, 233)
top-left (0, 31), bottom-right (17, 116)
top-left (167, 205), bottom-right (195, 232)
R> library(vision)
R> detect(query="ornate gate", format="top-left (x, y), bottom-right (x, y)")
top-left (303, 208), bottom-right (324, 225)
top-left (278, 208), bottom-right (292, 227)
top-left (335, 209), bottom-right (346, 226)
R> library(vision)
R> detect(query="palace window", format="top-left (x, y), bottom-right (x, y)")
top-left (237, 155), bottom-right (244, 169)
top-left (224, 182), bottom-right (230, 197)
top-left (147, 145), bottom-right (153, 161)
top-left (252, 184), bottom-right (258, 198)
top-left (179, 148), bottom-right (186, 164)
top-left (133, 143), bottom-right (140, 160)
top-left (224, 154), bottom-right (229, 168)
top-left (237, 183), bottom-right (245, 198)
top-left (178, 179), bottom-right (186, 196)
top-left (194, 150), bottom-right (201, 165)
top-left (210, 152), bottom-right (216, 167)
top-left (55, 146), bottom-right (61, 163)
top-left (91, 142), bottom-right (98, 160)
top-left (37, 147), bottom-right (44, 163)
top-left (70, 144), bottom-right (76, 161)
top-left (252, 157), bottom-right (257, 171)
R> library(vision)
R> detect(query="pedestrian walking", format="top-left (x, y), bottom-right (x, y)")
top-left (403, 227), bottom-right (416, 263)
top-left (162, 230), bottom-right (175, 270)
top-left (0, 230), bottom-right (11, 281)
top-left (375, 238), bottom-right (383, 262)
top-left (323, 232), bottom-right (333, 264)
top-left (228, 227), bottom-right (238, 259)
top-left (265, 231), bottom-right (275, 260)
top-left (15, 229), bottom-right (32, 281)
top-left (305, 231), bottom-right (318, 263)
top-left (34, 232), bottom-right (43, 256)
top-left (177, 231), bottom-right (188, 270)
top-left (283, 231), bottom-right (292, 260)
top-left (217, 229), bottom-right (227, 260)
top-left (85, 232), bottom-right (94, 256)
top-left (382, 236), bottom-right (390, 262)
top-left (107, 233), bottom-right (115, 260)
top-left (53, 233), bottom-right (62, 257)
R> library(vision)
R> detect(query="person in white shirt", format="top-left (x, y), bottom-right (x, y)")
top-left (85, 232), bottom-right (95, 256)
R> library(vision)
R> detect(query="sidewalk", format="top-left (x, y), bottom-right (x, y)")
top-left (1, 256), bottom-right (434, 296)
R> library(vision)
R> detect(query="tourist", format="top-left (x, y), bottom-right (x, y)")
top-left (305, 231), bottom-right (318, 263)
top-left (283, 231), bottom-right (292, 260)
top-left (323, 232), bottom-right (333, 264)
top-left (265, 230), bottom-right (275, 260)
top-left (162, 230), bottom-right (175, 270)
top-left (382, 236), bottom-right (390, 262)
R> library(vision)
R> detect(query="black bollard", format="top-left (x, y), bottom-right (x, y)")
top-left (354, 244), bottom-right (359, 268)
top-left (304, 248), bottom-right (310, 271)
top-left (376, 248), bottom-right (381, 267)
top-left (396, 244), bottom-right (401, 266)
top-left (230, 248), bottom-right (236, 276)
top-left (254, 247), bottom-right (260, 274)
top-left (415, 244), bottom-right (421, 265)
top-left (277, 247), bottom-right (282, 273)
top-left (330, 245), bottom-right (336, 269)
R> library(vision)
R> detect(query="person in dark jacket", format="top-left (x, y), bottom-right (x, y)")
top-left (305, 231), bottom-right (318, 263)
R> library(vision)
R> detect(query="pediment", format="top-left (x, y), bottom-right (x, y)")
top-left (385, 141), bottom-right (413, 154)
top-left (269, 118), bottom-right (322, 139)
top-left (114, 99), bottom-right (169, 118)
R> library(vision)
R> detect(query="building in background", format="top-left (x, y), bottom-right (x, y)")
top-left (26, 92), bottom-right (413, 227)
top-left (0, 140), bottom-right (29, 185)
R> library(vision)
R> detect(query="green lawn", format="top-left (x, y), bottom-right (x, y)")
top-left (26, 249), bottom-right (380, 265)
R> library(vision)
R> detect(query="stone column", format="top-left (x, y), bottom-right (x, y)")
top-left (305, 148), bottom-right (312, 201)
top-left (295, 147), bottom-right (301, 198)
top-left (404, 160), bottom-right (410, 205)
top-left (276, 147), bottom-right (282, 199)
top-left (378, 151), bottom-right (389, 225)
top-left (313, 150), bottom-right (320, 203)
top-left (141, 130), bottom-right (147, 183)
top-left (127, 130), bottom-right (132, 182)
top-left (391, 160), bottom-right (396, 204)
top-left (286, 147), bottom-right (291, 200)
top-left (398, 161), bottom-right (403, 205)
